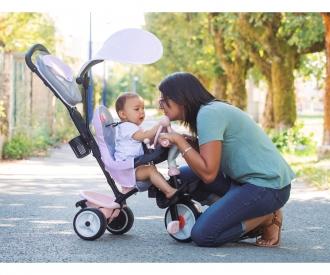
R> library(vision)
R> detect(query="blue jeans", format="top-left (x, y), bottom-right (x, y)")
top-left (179, 166), bottom-right (291, 247)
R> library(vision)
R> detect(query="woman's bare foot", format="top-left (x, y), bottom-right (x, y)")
top-left (256, 210), bottom-right (283, 247)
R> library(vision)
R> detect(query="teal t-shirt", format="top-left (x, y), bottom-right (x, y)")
top-left (197, 101), bottom-right (295, 189)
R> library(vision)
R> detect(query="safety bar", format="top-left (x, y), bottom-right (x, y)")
top-left (76, 59), bottom-right (103, 85)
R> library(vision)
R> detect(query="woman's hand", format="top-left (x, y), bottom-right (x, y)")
top-left (160, 131), bottom-right (222, 183)
top-left (158, 132), bottom-right (183, 145)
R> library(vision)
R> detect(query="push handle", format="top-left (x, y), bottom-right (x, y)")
top-left (25, 44), bottom-right (50, 72)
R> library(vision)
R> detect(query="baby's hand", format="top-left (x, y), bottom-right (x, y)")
top-left (143, 138), bottom-right (151, 145)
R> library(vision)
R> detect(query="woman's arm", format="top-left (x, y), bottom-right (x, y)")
top-left (160, 133), bottom-right (222, 183)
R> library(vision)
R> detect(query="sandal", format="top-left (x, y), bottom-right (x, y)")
top-left (156, 190), bottom-right (179, 209)
top-left (256, 211), bottom-right (282, 247)
top-left (240, 226), bottom-right (264, 240)
top-left (155, 183), bottom-right (188, 209)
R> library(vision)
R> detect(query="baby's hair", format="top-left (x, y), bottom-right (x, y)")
top-left (115, 92), bottom-right (140, 115)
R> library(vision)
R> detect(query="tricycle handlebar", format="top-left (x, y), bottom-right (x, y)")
top-left (25, 44), bottom-right (50, 72)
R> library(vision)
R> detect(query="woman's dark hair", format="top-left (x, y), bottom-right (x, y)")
top-left (158, 72), bottom-right (215, 136)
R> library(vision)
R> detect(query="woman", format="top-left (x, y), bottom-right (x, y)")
top-left (158, 72), bottom-right (295, 247)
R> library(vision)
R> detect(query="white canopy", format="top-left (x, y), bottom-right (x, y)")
top-left (93, 28), bottom-right (163, 64)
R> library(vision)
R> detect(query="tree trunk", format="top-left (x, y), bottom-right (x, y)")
top-left (227, 65), bottom-right (248, 110)
top-left (0, 52), bottom-right (12, 138)
top-left (196, 74), bottom-right (211, 91)
top-left (261, 79), bottom-right (275, 129)
top-left (322, 14), bottom-right (330, 146)
top-left (212, 74), bottom-right (228, 100)
top-left (271, 54), bottom-right (297, 130)
top-left (240, 39), bottom-right (274, 128)
top-left (237, 13), bottom-right (298, 130)
top-left (210, 13), bottom-right (248, 110)
top-left (318, 13), bottom-right (330, 159)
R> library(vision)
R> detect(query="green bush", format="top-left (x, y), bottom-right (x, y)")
top-left (2, 118), bottom-right (77, 159)
top-left (52, 103), bottom-right (78, 143)
top-left (3, 133), bottom-right (33, 159)
top-left (2, 101), bottom-right (79, 160)
top-left (0, 100), bottom-right (7, 136)
top-left (267, 122), bottom-right (317, 155)
top-left (2, 126), bottom-right (58, 159)
top-left (31, 126), bottom-right (56, 152)
top-left (53, 120), bottom-right (77, 143)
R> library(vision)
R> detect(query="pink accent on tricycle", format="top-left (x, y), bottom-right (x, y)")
top-left (80, 190), bottom-right (120, 209)
top-left (166, 221), bottom-right (180, 234)
top-left (84, 198), bottom-right (120, 221)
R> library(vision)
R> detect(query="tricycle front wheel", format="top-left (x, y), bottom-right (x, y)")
top-left (164, 202), bottom-right (201, 242)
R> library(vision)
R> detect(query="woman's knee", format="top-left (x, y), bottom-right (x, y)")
top-left (191, 225), bottom-right (206, 246)
top-left (191, 223), bottom-right (216, 247)
top-left (191, 224), bottom-right (236, 247)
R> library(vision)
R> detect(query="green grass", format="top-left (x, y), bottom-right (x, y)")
top-left (298, 114), bottom-right (323, 120)
top-left (285, 153), bottom-right (330, 190)
top-left (289, 114), bottom-right (329, 189)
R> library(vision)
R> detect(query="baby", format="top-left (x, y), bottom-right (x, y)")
top-left (114, 92), bottom-right (178, 208)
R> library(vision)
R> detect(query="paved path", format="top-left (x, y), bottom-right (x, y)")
top-left (1, 142), bottom-right (330, 263)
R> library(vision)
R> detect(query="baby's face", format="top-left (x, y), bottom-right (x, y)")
top-left (120, 96), bottom-right (145, 125)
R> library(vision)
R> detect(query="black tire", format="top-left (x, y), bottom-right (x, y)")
top-left (164, 201), bottom-right (201, 243)
top-left (73, 208), bottom-right (107, 241)
top-left (106, 207), bottom-right (134, 235)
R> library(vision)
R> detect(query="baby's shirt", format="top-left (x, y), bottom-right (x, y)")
top-left (114, 122), bottom-right (144, 161)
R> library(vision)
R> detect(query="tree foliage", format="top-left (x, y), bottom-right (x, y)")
top-left (144, 13), bottom-right (218, 89)
top-left (143, 12), bottom-right (325, 130)
top-left (0, 12), bottom-right (55, 52)
top-left (209, 13), bottom-right (250, 109)
top-left (237, 13), bottom-right (324, 130)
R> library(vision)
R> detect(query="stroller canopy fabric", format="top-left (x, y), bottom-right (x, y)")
top-left (36, 54), bottom-right (82, 107)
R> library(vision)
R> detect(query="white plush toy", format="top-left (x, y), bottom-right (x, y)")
top-left (144, 116), bottom-right (182, 235)
top-left (147, 116), bottom-right (180, 176)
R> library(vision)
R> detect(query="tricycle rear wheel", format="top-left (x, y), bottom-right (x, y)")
top-left (73, 208), bottom-right (107, 241)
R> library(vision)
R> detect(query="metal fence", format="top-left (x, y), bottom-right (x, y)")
top-left (0, 51), bottom-right (55, 140)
